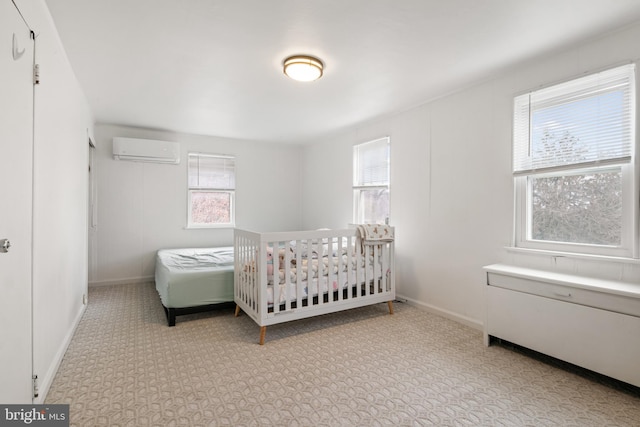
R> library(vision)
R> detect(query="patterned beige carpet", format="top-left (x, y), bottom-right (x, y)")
top-left (46, 282), bottom-right (640, 426)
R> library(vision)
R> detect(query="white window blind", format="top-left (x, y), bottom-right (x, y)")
top-left (513, 64), bottom-right (635, 175)
top-left (353, 137), bottom-right (390, 186)
top-left (188, 154), bottom-right (235, 189)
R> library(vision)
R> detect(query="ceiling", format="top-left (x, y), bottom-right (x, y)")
top-left (44, 0), bottom-right (640, 144)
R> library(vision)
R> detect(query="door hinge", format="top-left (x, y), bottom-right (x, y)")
top-left (33, 374), bottom-right (39, 398)
top-left (34, 64), bottom-right (40, 85)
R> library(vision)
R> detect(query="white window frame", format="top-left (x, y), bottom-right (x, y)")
top-left (187, 153), bottom-right (236, 228)
top-left (513, 63), bottom-right (638, 259)
top-left (353, 137), bottom-right (390, 225)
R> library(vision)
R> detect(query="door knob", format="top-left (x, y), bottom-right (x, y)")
top-left (0, 239), bottom-right (11, 253)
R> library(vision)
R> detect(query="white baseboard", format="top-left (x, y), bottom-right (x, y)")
top-left (396, 293), bottom-right (483, 331)
top-left (89, 276), bottom-right (154, 287)
top-left (34, 303), bottom-right (86, 404)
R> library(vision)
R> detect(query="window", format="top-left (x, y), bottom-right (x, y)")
top-left (353, 137), bottom-right (390, 224)
top-left (513, 63), bottom-right (637, 258)
top-left (187, 153), bottom-right (235, 227)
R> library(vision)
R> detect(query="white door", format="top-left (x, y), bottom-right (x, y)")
top-left (0, 1), bottom-right (35, 403)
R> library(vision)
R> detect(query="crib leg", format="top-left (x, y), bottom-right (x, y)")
top-left (387, 301), bottom-right (394, 315)
top-left (234, 304), bottom-right (241, 317)
top-left (259, 326), bottom-right (267, 345)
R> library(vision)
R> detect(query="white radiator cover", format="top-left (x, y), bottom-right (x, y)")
top-left (112, 137), bottom-right (180, 164)
top-left (484, 264), bottom-right (640, 388)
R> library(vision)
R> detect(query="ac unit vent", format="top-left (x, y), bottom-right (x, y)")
top-left (112, 137), bottom-right (180, 164)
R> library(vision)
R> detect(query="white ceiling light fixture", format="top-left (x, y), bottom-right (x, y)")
top-left (283, 55), bottom-right (323, 82)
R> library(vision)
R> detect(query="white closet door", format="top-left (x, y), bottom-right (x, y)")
top-left (0, 0), bottom-right (34, 403)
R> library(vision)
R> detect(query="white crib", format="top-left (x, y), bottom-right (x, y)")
top-left (234, 227), bottom-right (395, 345)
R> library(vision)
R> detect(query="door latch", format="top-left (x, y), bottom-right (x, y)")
top-left (0, 239), bottom-right (11, 253)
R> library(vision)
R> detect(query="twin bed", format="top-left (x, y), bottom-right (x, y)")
top-left (155, 226), bottom-right (396, 343)
top-left (155, 247), bottom-right (234, 326)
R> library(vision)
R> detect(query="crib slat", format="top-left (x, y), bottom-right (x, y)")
top-left (367, 244), bottom-right (373, 296)
top-left (237, 236), bottom-right (243, 304)
top-left (284, 240), bottom-right (292, 312)
top-left (328, 237), bottom-right (333, 301)
top-left (369, 244), bottom-right (375, 295)
top-left (379, 244), bottom-right (384, 294)
top-left (249, 236), bottom-right (255, 307)
top-left (382, 243), bottom-right (389, 293)
top-left (349, 235), bottom-right (356, 300)
top-left (324, 237), bottom-right (329, 303)
top-left (307, 238), bottom-right (316, 306)
top-left (337, 236), bottom-right (344, 302)
top-left (365, 243), bottom-right (370, 296)
top-left (253, 238), bottom-right (259, 312)
top-left (240, 235), bottom-right (248, 307)
top-left (272, 242), bottom-right (281, 314)
top-left (373, 244), bottom-right (378, 295)
top-left (295, 239), bottom-right (303, 310)
top-left (260, 241), bottom-right (269, 317)
top-left (316, 238), bottom-right (324, 305)
top-left (355, 240), bottom-right (362, 299)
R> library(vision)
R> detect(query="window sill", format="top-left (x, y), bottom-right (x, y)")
top-left (505, 246), bottom-right (640, 265)
top-left (185, 224), bottom-right (235, 230)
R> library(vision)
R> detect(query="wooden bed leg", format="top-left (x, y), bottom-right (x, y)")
top-left (234, 304), bottom-right (241, 317)
top-left (387, 301), bottom-right (394, 315)
top-left (259, 326), bottom-right (267, 345)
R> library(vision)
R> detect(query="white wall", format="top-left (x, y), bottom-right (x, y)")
top-left (93, 124), bottom-right (302, 285)
top-left (15, 0), bottom-right (94, 402)
top-left (301, 21), bottom-right (640, 329)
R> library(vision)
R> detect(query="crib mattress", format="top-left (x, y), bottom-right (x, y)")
top-left (155, 247), bottom-right (234, 308)
top-left (240, 256), bottom-right (384, 305)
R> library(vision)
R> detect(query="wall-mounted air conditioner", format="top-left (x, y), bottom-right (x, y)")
top-left (112, 137), bottom-right (180, 164)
